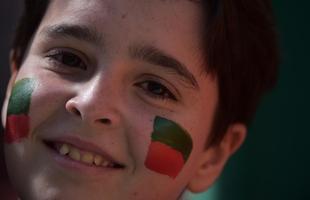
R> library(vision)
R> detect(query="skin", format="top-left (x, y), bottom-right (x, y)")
top-left (1, 0), bottom-right (247, 199)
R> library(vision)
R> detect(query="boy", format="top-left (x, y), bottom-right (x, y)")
top-left (1, 0), bottom-right (278, 199)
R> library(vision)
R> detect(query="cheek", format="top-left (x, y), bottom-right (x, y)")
top-left (4, 78), bottom-right (36, 143)
top-left (5, 115), bottom-right (30, 143)
top-left (144, 116), bottom-right (193, 179)
top-left (27, 78), bottom-right (74, 135)
top-left (4, 77), bottom-right (70, 143)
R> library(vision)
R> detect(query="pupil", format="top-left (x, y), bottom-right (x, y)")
top-left (63, 54), bottom-right (79, 66)
top-left (149, 82), bottom-right (162, 94)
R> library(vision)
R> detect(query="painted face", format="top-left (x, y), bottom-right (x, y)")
top-left (145, 116), bottom-right (193, 179)
top-left (5, 78), bottom-right (36, 143)
top-left (2, 0), bottom-right (219, 199)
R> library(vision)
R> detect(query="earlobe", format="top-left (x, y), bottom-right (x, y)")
top-left (187, 123), bottom-right (247, 193)
top-left (187, 147), bottom-right (220, 193)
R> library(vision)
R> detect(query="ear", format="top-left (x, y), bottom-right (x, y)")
top-left (187, 123), bottom-right (247, 193)
top-left (1, 50), bottom-right (19, 126)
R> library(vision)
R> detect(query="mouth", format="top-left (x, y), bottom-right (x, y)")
top-left (43, 139), bottom-right (125, 170)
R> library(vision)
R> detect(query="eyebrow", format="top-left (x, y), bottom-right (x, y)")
top-left (39, 24), bottom-right (103, 46)
top-left (39, 24), bottom-right (199, 89)
top-left (129, 45), bottom-right (199, 89)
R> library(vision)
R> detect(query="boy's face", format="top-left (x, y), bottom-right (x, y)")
top-left (1, 0), bottom-right (237, 199)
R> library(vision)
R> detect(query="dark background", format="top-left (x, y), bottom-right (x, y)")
top-left (0, 1), bottom-right (23, 199)
top-left (1, 1), bottom-right (309, 200)
top-left (0, 1), bottom-right (22, 198)
top-left (194, 0), bottom-right (310, 199)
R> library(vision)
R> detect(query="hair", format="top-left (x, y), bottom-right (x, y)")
top-left (11, 0), bottom-right (278, 146)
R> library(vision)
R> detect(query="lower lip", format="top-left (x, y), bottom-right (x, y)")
top-left (43, 143), bottom-right (121, 176)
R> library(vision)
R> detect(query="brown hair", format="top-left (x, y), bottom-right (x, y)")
top-left (11, 0), bottom-right (278, 146)
top-left (202, 0), bottom-right (278, 145)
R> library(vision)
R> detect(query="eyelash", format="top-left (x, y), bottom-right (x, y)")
top-left (45, 49), bottom-right (87, 70)
top-left (45, 49), bottom-right (177, 101)
top-left (135, 80), bottom-right (177, 101)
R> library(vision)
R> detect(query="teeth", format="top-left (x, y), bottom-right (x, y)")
top-left (57, 143), bottom-right (115, 167)
top-left (69, 147), bottom-right (81, 161)
top-left (81, 152), bottom-right (94, 164)
top-left (59, 144), bottom-right (70, 155)
top-left (102, 160), bottom-right (110, 167)
top-left (94, 155), bottom-right (103, 166)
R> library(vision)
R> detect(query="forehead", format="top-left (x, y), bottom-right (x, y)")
top-left (40, 0), bottom-right (204, 72)
top-left (45, 0), bottom-right (201, 29)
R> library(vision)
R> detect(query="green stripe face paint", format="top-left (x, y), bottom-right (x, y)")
top-left (145, 116), bottom-right (193, 179)
top-left (5, 78), bottom-right (36, 143)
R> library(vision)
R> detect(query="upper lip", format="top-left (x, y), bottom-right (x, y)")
top-left (43, 135), bottom-right (125, 167)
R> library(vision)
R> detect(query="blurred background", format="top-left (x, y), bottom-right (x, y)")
top-left (188, 0), bottom-right (310, 199)
top-left (0, 1), bottom-right (309, 200)
top-left (0, 1), bottom-right (22, 199)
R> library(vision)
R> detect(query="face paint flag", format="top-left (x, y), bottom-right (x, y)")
top-left (145, 116), bottom-right (193, 179)
top-left (5, 78), bottom-right (36, 143)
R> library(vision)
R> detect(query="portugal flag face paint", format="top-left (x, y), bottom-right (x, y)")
top-left (145, 116), bottom-right (193, 179)
top-left (5, 78), bottom-right (36, 143)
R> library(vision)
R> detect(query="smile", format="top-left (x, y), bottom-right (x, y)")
top-left (56, 143), bottom-right (120, 168)
top-left (43, 137), bottom-right (124, 170)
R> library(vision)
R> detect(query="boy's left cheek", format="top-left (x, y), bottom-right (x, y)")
top-left (144, 116), bottom-right (193, 179)
top-left (4, 78), bottom-right (37, 144)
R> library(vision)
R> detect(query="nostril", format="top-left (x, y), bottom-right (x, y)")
top-left (65, 100), bottom-right (82, 117)
top-left (71, 107), bottom-right (81, 116)
top-left (98, 118), bottom-right (111, 125)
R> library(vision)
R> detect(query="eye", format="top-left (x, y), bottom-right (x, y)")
top-left (45, 49), bottom-right (87, 70)
top-left (135, 80), bottom-right (177, 101)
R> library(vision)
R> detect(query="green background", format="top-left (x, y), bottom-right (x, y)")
top-left (189, 0), bottom-right (310, 199)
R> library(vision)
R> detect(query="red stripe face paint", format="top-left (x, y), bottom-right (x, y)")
top-left (145, 116), bottom-right (193, 179)
top-left (5, 78), bottom-right (36, 143)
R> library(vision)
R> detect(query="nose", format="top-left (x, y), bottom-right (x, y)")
top-left (65, 77), bottom-right (122, 127)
